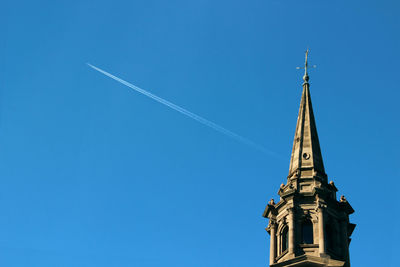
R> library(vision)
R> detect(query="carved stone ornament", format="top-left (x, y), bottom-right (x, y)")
top-left (304, 209), bottom-right (312, 219)
top-left (315, 201), bottom-right (327, 212)
top-left (269, 198), bottom-right (275, 205)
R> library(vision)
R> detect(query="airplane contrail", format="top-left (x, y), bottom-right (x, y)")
top-left (87, 63), bottom-right (279, 157)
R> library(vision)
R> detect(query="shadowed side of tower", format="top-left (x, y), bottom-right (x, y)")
top-left (263, 50), bottom-right (355, 267)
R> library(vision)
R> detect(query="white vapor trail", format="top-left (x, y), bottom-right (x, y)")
top-left (87, 63), bottom-right (278, 157)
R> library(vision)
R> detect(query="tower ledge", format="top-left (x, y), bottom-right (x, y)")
top-left (270, 254), bottom-right (346, 267)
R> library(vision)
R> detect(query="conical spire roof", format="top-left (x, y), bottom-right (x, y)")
top-left (288, 51), bottom-right (326, 179)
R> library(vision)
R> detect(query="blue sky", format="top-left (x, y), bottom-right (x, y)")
top-left (1, 0), bottom-right (399, 266)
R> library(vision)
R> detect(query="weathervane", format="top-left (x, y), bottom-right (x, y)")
top-left (296, 48), bottom-right (316, 83)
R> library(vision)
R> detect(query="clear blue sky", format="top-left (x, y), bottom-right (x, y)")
top-left (2, 0), bottom-right (399, 266)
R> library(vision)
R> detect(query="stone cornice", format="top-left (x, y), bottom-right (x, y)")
top-left (262, 203), bottom-right (277, 218)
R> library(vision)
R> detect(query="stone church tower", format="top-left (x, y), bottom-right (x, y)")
top-left (263, 51), bottom-right (356, 267)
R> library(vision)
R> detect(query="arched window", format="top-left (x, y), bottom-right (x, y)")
top-left (302, 220), bottom-right (313, 244)
top-left (281, 226), bottom-right (289, 252)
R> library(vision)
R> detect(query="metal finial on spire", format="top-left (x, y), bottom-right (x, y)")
top-left (303, 48), bottom-right (309, 82)
top-left (296, 48), bottom-right (316, 84)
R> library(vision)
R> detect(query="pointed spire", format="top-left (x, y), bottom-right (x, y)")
top-left (288, 50), bottom-right (326, 179)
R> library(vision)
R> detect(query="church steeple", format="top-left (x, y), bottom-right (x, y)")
top-left (263, 50), bottom-right (355, 267)
top-left (288, 50), bottom-right (325, 180)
